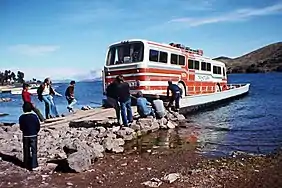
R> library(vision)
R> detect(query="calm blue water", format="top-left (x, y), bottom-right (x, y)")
top-left (0, 81), bottom-right (103, 123)
top-left (1, 73), bottom-right (282, 156)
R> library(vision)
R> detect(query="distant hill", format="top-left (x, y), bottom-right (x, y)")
top-left (213, 42), bottom-right (282, 73)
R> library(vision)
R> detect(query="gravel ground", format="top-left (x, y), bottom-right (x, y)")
top-left (1, 149), bottom-right (282, 188)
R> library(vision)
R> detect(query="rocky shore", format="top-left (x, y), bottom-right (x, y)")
top-left (0, 109), bottom-right (185, 173)
top-left (1, 109), bottom-right (282, 188)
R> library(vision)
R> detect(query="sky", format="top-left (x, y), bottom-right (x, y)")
top-left (0, 0), bottom-right (281, 80)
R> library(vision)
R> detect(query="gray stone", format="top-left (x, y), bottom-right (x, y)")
top-left (163, 173), bottom-right (180, 183)
top-left (123, 134), bottom-right (133, 141)
top-left (89, 129), bottom-right (99, 137)
top-left (103, 137), bottom-right (125, 153)
top-left (67, 151), bottom-right (91, 172)
top-left (103, 137), bottom-right (115, 151)
top-left (96, 126), bottom-right (106, 134)
top-left (123, 127), bottom-right (134, 135)
top-left (177, 114), bottom-right (185, 121)
top-left (150, 121), bottom-right (160, 132)
top-left (63, 139), bottom-right (99, 160)
top-left (106, 132), bottom-right (117, 139)
top-left (142, 178), bottom-right (162, 187)
top-left (112, 146), bottom-right (124, 153)
top-left (167, 121), bottom-right (176, 129)
top-left (130, 124), bottom-right (141, 131)
top-left (137, 118), bottom-right (153, 128)
top-left (115, 138), bottom-right (125, 146)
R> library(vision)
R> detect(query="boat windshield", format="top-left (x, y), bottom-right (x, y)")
top-left (106, 42), bottom-right (144, 66)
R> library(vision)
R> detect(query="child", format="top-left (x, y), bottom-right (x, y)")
top-left (22, 83), bottom-right (45, 122)
top-left (65, 80), bottom-right (77, 112)
top-left (19, 102), bottom-right (41, 171)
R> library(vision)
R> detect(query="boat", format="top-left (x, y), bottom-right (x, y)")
top-left (11, 88), bottom-right (38, 95)
top-left (102, 39), bottom-right (250, 111)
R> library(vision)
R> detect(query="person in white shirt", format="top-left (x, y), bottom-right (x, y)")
top-left (37, 78), bottom-right (60, 119)
top-left (152, 95), bottom-right (166, 119)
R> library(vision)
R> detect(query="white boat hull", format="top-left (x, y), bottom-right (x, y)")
top-left (179, 83), bottom-right (250, 113)
top-left (11, 89), bottom-right (38, 95)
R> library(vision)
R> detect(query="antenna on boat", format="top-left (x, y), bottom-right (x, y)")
top-left (169, 43), bottom-right (203, 56)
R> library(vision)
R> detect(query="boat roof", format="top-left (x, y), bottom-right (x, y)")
top-left (109, 39), bottom-right (225, 66)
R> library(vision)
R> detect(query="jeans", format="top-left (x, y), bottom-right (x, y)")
top-left (107, 97), bottom-right (121, 124)
top-left (42, 95), bottom-right (59, 117)
top-left (67, 97), bottom-right (77, 109)
top-left (23, 136), bottom-right (38, 170)
top-left (119, 98), bottom-right (133, 126)
top-left (168, 93), bottom-right (180, 109)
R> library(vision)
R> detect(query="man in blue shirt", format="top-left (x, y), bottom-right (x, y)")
top-left (167, 81), bottom-right (182, 111)
top-left (136, 91), bottom-right (155, 118)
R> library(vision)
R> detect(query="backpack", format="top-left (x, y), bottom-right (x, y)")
top-left (37, 85), bottom-right (43, 102)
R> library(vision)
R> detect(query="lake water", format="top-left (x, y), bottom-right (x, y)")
top-left (1, 73), bottom-right (282, 156)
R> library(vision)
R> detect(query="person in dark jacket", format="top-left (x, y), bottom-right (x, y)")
top-left (65, 80), bottom-right (77, 113)
top-left (116, 75), bottom-right (133, 126)
top-left (167, 81), bottom-right (182, 111)
top-left (37, 78), bottom-right (59, 118)
top-left (105, 78), bottom-right (121, 125)
top-left (22, 83), bottom-right (45, 122)
top-left (19, 102), bottom-right (41, 171)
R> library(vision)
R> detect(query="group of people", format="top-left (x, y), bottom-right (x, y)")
top-left (19, 78), bottom-right (77, 170)
top-left (22, 78), bottom-right (77, 122)
top-left (105, 75), bottom-right (183, 126)
top-left (18, 75), bottom-right (183, 171)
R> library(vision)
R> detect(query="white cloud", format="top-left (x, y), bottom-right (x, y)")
top-left (169, 3), bottom-right (282, 26)
top-left (8, 44), bottom-right (60, 56)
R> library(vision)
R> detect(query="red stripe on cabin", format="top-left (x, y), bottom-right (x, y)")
top-left (105, 68), bottom-right (183, 75)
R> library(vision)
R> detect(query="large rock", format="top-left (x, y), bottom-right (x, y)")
top-left (63, 139), bottom-right (99, 160)
top-left (67, 151), bottom-right (91, 172)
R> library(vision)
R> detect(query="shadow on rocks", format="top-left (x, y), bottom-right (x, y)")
top-left (0, 152), bottom-right (25, 168)
top-left (47, 159), bottom-right (76, 173)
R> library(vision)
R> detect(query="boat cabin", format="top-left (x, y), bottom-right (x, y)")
top-left (103, 39), bottom-right (227, 97)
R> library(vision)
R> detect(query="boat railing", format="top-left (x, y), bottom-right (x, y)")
top-left (227, 83), bottom-right (248, 89)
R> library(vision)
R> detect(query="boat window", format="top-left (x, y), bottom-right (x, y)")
top-left (218, 67), bottom-right (222, 74)
top-left (207, 63), bottom-right (211, 71)
top-left (171, 54), bottom-right (185, 66)
top-left (223, 67), bottom-right (226, 76)
top-left (188, 59), bottom-right (193, 69)
top-left (159, 51), bottom-right (168, 63)
top-left (201, 62), bottom-right (207, 71)
top-left (106, 42), bottom-right (144, 65)
top-left (149, 50), bottom-right (159, 62)
top-left (194, 61), bottom-right (200, 70)
top-left (179, 55), bottom-right (185, 65)
top-left (213, 66), bottom-right (217, 74)
top-left (171, 54), bottom-right (178, 65)
top-left (213, 65), bottom-right (222, 74)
